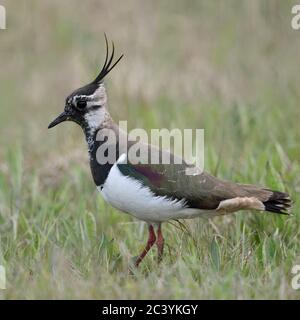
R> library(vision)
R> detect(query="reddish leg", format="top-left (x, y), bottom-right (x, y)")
top-left (134, 224), bottom-right (156, 267)
top-left (156, 223), bottom-right (164, 263)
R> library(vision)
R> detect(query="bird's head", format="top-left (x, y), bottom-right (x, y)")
top-left (48, 36), bottom-right (123, 134)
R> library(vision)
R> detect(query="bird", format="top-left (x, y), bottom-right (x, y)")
top-left (48, 36), bottom-right (292, 267)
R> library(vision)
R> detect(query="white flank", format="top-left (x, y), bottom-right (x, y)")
top-left (97, 154), bottom-right (189, 222)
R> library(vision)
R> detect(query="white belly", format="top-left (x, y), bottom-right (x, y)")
top-left (97, 154), bottom-right (217, 222)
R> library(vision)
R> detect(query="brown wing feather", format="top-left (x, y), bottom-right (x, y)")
top-left (120, 140), bottom-right (291, 213)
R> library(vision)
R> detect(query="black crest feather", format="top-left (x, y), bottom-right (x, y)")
top-left (93, 34), bottom-right (123, 84)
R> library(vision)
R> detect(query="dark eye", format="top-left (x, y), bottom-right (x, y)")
top-left (76, 100), bottom-right (87, 110)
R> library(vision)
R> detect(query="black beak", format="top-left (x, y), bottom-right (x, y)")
top-left (48, 111), bottom-right (69, 129)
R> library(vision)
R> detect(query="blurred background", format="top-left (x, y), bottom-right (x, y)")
top-left (1, 0), bottom-right (300, 182)
top-left (0, 0), bottom-right (299, 299)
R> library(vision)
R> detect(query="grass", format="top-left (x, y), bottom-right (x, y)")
top-left (0, 0), bottom-right (299, 299)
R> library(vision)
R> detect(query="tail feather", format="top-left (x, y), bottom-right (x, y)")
top-left (262, 190), bottom-right (292, 215)
top-left (215, 181), bottom-right (292, 215)
top-left (218, 184), bottom-right (293, 214)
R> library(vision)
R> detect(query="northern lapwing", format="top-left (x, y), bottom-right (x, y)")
top-left (48, 37), bottom-right (292, 267)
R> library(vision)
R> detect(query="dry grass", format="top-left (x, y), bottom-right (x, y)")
top-left (0, 0), bottom-right (299, 299)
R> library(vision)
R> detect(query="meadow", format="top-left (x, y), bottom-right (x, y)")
top-left (0, 0), bottom-right (299, 299)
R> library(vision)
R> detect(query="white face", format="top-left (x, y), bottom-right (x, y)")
top-left (69, 83), bottom-right (107, 107)
top-left (84, 107), bottom-right (107, 133)
top-left (71, 83), bottom-right (108, 133)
